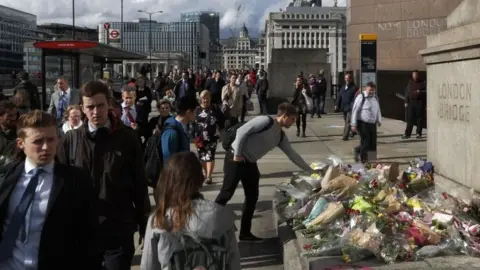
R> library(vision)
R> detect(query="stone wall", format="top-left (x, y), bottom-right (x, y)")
top-left (420, 0), bottom-right (480, 193)
top-left (347, 0), bottom-right (463, 71)
top-left (268, 49), bottom-right (330, 98)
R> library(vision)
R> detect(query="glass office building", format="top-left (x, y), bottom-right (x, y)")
top-left (181, 12), bottom-right (220, 42)
top-left (99, 20), bottom-right (209, 69)
top-left (0, 5), bottom-right (38, 74)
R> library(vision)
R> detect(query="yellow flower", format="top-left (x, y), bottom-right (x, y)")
top-left (378, 213), bottom-right (384, 218)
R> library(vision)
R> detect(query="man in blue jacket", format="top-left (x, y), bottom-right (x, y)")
top-left (335, 73), bottom-right (357, 141)
top-left (161, 97), bottom-right (197, 164)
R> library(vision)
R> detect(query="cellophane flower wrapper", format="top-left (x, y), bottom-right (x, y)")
top-left (297, 198), bottom-right (316, 218)
top-left (342, 223), bottom-right (384, 262)
top-left (305, 202), bottom-right (345, 228)
top-left (320, 175), bottom-right (359, 200)
top-left (303, 197), bottom-right (329, 225)
top-left (408, 219), bottom-right (441, 246)
top-left (414, 226), bottom-right (469, 260)
top-left (379, 235), bottom-right (415, 264)
top-left (302, 222), bottom-right (349, 257)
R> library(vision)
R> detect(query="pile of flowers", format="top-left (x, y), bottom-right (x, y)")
top-left (276, 156), bottom-right (480, 264)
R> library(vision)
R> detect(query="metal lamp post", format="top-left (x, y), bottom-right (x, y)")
top-left (138, 10), bottom-right (163, 81)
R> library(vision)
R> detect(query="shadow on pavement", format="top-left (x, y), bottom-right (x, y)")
top-left (261, 171), bottom-right (295, 179)
top-left (376, 154), bottom-right (426, 161)
top-left (378, 139), bottom-right (426, 144)
top-left (201, 184), bottom-right (276, 193)
top-left (377, 134), bottom-right (403, 138)
top-left (228, 200), bottom-right (272, 213)
top-left (290, 139), bottom-right (333, 144)
top-left (239, 237), bottom-right (283, 269)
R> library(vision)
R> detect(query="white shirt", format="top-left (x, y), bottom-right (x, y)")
top-left (351, 91), bottom-right (382, 126)
top-left (121, 103), bottom-right (137, 126)
top-left (0, 159), bottom-right (54, 270)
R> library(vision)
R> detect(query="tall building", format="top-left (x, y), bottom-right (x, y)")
top-left (221, 25), bottom-right (258, 70)
top-left (181, 11), bottom-right (220, 42)
top-left (98, 20), bottom-right (210, 70)
top-left (38, 23), bottom-right (98, 41)
top-left (0, 5), bottom-right (38, 74)
top-left (264, 1), bottom-right (346, 84)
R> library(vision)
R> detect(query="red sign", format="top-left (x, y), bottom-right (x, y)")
top-left (110, 30), bottom-right (119, 39)
top-left (104, 23), bottom-right (110, 30)
top-left (33, 41), bottom-right (98, 50)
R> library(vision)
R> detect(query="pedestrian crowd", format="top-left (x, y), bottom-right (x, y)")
top-left (0, 67), bottom-right (318, 270)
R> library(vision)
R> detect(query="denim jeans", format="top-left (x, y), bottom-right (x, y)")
top-left (311, 96), bottom-right (321, 117)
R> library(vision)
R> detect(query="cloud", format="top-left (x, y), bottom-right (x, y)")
top-left (2, 0), bottom-right (346, 33)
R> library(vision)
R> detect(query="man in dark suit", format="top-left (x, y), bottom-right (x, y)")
top-left (173, 70), bottom-right (195, 100)
top-left (120, 86), bottom-right (149, 144)
top-left (0, 110), bottom-right (97, 270)
top-left (335, 72), bottom-right (358, 141)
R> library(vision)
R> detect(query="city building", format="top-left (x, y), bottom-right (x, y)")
top-left (38, 23), bottom-right (98, 41)
top-left (0, 5), bottom-right (38, 74)
top-left (264, 0), bottom-right (347, 84)
top-left (181, 11), bottom-right (220, 42)
top-left (347, 0), bottom-right (463, 71)
top-left (220, 25), bottom-right (258, 70)
top-left (98, 19), bottom-right (209, 71)
top-left (256, 33), bottom-right (266, 69)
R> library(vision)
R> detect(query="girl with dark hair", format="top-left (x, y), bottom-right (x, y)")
top-left (141, 152), bottom-right (240, 270)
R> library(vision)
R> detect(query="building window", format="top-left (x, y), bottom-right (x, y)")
top-left (282, 25), bottom-right (289, 29)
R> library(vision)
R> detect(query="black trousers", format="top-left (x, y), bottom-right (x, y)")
top-left (405, 100), bottom-right (425, 136)
top-left (225, 116), bottom-right (239, 130)
top-left (215, 152), bottom-right (260, 235)
top-left (296, 110), bottom-right (306, 132)
top-left (98, 229), bottom-right (134, 270)
top-left (258, 94), bottom-right (268, 115)
top-left (241, 96), bottom-right (247, 123)
top-left (356, 120), bottom-right (377, 162)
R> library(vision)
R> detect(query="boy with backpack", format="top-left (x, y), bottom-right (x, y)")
top-left (216, 102), bottom-right (314, 242)
top-left (144, 97), bottom-right (197, 188)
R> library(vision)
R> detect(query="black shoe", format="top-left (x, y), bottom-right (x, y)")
top-left (311, 115), bottom-right (314, 119)
top-left (296, 130), bottom-right (300, 137)
top-left (302, 132), bottom-right (306, 138)
top-left (416, 135), bottom-right (422, 139)
top-left (342, 137), bottom-right (349, 141)
top-left (318, 115), bottom-right (322, 118)
top-left (353, 148), bottom-right (360, 162)
top-left (401, 135), bottom-right (411, 139)
top-left (239, 233), bottom-right (264, 243)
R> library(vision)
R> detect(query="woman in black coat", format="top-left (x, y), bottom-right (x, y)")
top-left (292, 75), bottom-right (312, 137)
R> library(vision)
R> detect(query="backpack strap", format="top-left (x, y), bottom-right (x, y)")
top-left (259, 116), bottom-right (275, 133)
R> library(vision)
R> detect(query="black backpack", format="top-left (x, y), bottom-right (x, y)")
top-left (222, 116), bottom-right (283, 151)
top-left (152, 231), bottom-right (229, 270)
top-left (144, 124), bottom-right (183, 187)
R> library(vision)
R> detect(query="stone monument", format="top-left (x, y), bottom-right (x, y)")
top-left (420, 0), bottom-right (480, 195)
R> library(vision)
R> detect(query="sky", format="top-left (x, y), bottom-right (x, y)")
top-left (3, 0), bottom-right (346, 37)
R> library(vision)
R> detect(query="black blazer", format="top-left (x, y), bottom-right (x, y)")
top-left (173, 79), bottom-right (196, 99)
top-left (0, 161), bottom-right (98, 270)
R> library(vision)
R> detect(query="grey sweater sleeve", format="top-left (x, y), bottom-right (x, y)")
top-left (231, 116), bottom-right (271, 156)
top-left (278, 135), bottom-right (313, 173)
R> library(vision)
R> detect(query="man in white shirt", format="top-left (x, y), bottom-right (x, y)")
top-left (0, 110), bottom-right (96, 270)
top-left (350, 82), bottom-right (382, 162)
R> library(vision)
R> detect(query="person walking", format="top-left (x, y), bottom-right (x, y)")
top-left (292, 75), bottom-right (312, 137)
top-left (351, 82), bottom-right (382, 163)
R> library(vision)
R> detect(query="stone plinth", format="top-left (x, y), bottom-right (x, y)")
top-left (420, 0), bottom-right (480, 194)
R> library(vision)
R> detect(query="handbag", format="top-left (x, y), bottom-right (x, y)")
top-left (302, 89), bottom-right (313, 111)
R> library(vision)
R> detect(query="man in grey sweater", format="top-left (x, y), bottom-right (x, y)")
top-left (215, 102), bottom-right (314, 242)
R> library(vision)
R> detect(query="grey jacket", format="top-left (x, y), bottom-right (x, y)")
top-left (47, 88), bottom-right (81, 119)
top-left (140, 199), bottom-right (241, 270)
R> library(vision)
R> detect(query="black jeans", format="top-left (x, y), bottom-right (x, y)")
top-left (241, 96), bottom-right (247, 123)
top-left (296, 111), bottom-right (306, 133)
top-left (405, 100), bottom-right (425, 136)
top-left (356, 120), bottom-right (377, 162)
top-left (215, 152), bottom-right (260, 235)
top-left (258, 94), bottom-right (268, 115)
top-left (98, 229), bottom-right (134, 270)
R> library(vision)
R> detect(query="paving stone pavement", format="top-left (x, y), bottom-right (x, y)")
top-left (130, 109), bottom-right (427, 269)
